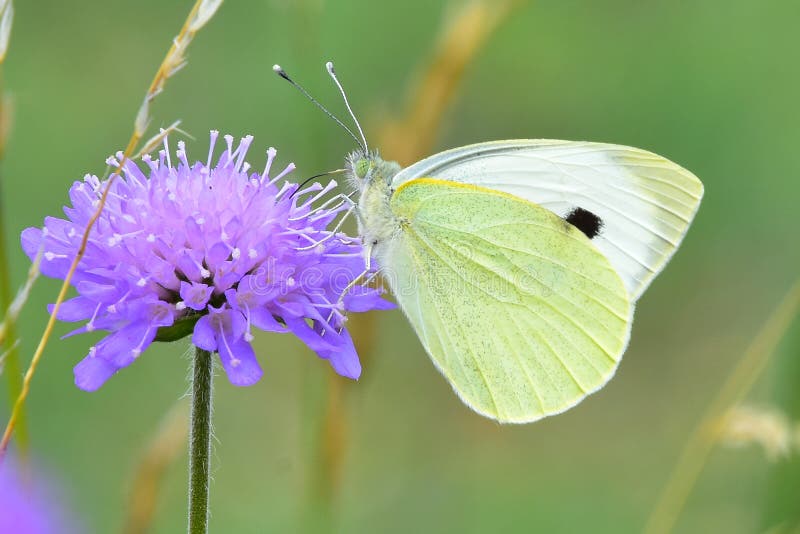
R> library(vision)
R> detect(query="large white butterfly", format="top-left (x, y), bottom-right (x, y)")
top-left (276, 63), bottom-right (703, 423)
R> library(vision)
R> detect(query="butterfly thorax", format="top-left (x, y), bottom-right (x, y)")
top-left (345, 151), bottom-right (402, 252)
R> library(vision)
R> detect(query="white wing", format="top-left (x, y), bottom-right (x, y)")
top-left (391, 140), bottom-right (704, 301)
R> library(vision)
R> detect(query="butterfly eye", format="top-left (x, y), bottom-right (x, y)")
top-left (354, 158), bottom-right (371, 179)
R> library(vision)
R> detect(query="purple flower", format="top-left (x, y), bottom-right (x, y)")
top-left (22, 132), bottom-right (393, 391)
top-left (0, 456), bottom-right (81, 534)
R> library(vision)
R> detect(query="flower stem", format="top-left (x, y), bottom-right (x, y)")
top-left (188, 347), bottom-right (213, 534)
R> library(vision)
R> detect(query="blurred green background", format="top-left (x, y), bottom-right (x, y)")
top-left (2, 0), bottom-right (799, 532)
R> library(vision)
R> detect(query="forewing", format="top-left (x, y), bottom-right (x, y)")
top-left (383, 178), bottom-right (633, 423)
top-left (391, 140), bottom-right (703, 301)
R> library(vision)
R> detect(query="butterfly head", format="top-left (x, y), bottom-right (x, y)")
top-left (351, 153), bottom-right (373, 180)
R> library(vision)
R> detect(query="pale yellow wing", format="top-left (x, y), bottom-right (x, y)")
top-left (381, 178), bottom-right (633, 423)
top-left (391, 140), bottom-right (704, 301)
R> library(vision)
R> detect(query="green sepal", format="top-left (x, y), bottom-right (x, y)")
top-left (154, 313), bottom-right (202, 343)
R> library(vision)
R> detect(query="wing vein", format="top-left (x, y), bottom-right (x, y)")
top-left (419, 220), bottom-right (629, 321)
top-left (409, 226), bottom-right (620, 361)
top-left (406, 235), bottom-right (503, 418)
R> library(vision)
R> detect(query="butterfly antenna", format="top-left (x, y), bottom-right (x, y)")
top-left (326, 61), bottom-right (369, 153)
top-left (272, 64), bottom-right (365, 151)
top-left (289, 168), bottom-right (346, 198)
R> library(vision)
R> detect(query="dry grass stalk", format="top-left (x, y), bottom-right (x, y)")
top-left (377, 0), bottom-right (520, 166)
top-left (0, 339), bottom-right (18, 375)
top-left (0, 92), bottom-right (11, 160)
top-left (719, 405), bottom-right (792, 461)
top-left (134, 121), bottom-right (185, 160)
top-left (0, 0), bottom-right (224, 461)
top-left (0, 249), bottom-right (41, 348)
top-left (0, 1), bottom-right (13, 64)
top-left (123, 400), bottom-right (190, 534)
top-left (644, 279), bottom-right (800, 534)
top-left (0, 0), bottom-right (30, 457)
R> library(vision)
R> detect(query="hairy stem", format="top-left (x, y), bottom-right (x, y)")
top-left (188, 347), bottom-right (213, 534)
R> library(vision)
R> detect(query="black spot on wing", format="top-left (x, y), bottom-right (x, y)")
top-left (565, 207), bottom-right (603, 239)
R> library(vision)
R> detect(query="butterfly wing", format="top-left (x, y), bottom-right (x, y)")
top-left (381, 178), bottom-right (633, 423)
top-left (390, 140), bottom-right (703, 301)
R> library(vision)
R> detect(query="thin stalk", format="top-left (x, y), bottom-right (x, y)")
top-left (188, 347), bottom-right (213, 534)
top-left (762, 326), bottom-right (800, 530)
top-left (0, 166), bottom-right (28, 457)
top-left (0, 25), bottom-right (28, 457)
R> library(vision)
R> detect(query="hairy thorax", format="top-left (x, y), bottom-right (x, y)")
top-left (347, 153), bottom-right (403, 258)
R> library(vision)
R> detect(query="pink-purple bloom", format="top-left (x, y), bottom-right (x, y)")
top-left (21, 132), bottom-right (392, 391)
top-left (0, 456), bottom-right (81, 534)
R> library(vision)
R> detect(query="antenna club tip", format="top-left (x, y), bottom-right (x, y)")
top-left (325, 61), bottom-right (335, 72)
top-left (273, 64), bottom-right (291, 81)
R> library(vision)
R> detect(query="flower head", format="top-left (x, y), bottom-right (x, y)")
top-left (22, 132), bottom-right (393, 390)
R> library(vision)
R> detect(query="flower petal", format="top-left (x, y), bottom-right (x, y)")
top-left (95, 322), bottom-right (155, 369)
top-left (192, 315), bottom-right (217, 351)
top-left (47, 296), bottom-right (95, 322)
top-left (344, 287), bottom-right (396, 312)
top-left (74, 351), bottom-right (118, 391)
top-left (284, 317), bottom-right (339, 352)
top-left (250, 307), bottom-right (287, 333)
top-left (218, 337), bottom-right (262, 386)
top-left (318, 328), bottom-right (361, 380)
top-left (179, 281), bottom-right (213, 311)
top-left (20, 227), bottom-right (43, 260)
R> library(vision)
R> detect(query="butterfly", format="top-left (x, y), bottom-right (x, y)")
top-left (275, 62), bottom-right (703, 423)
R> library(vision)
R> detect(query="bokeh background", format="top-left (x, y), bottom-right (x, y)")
top-left (2, 0), bottom-right (799, 532)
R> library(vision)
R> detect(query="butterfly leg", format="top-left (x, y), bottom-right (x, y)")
top-left (324, 243), bottom-right (379, 326)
